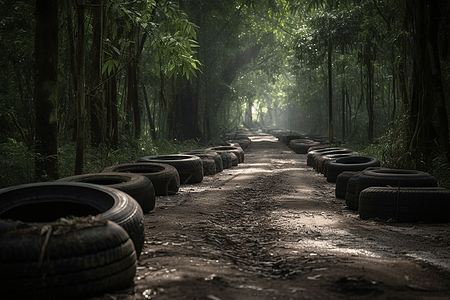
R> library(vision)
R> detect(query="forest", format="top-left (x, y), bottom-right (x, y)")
top-left (1, 0), bottom-right (450, 188)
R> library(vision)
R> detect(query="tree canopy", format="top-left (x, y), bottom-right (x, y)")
top-left (1, 0), bottom-right (450, 187)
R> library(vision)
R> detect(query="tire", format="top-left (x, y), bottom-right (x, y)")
top-left (0, 218), bottom-right (136, 299)
top-left (206, 146), bottom-right (244, 163)
top-left (215, 151), bottom-right (238, 166)
top-left (228, 143), bottom-right (246, 161)
top-left (345, 192), bottom-right (359, 210)
top-left (323, 154), bottom-right (359, 177)
top-left (355, 169), bottom-right (438, 203)
top-left (359, 187), bottom-right (450, 222)
top-left (283, 134), bottom-right (306, 146)
top-left (335, 171), bottom-right (359, 199)
top-left (326, 156), bottom-right (381, 183)
top-left (307, 147), bottom-right (344, 166)
top-left (185, 150), bottom-right (224, 173)
top-left (218, 152), bottom-right (233, 169)
top-left (184, 153), bottom-right (216, 175)
top-left (102, 162), bottom-right (180, 196)
top-left (228, 138), bottom-right (252, 150)
top-left (306, 144), bottom-right (331, 154)
top-left (57, 172), bottom-right (156, 213)
top-left (313, 149), bottom-right (354, 171)
top-left (292, 140), bottom-right (321, 154)
top-left (138, 154), bottom-right (203, 184)
top-left (345, 172), bottom-right (363, 210)
top-left (0, 182), bottom-right (145, 258)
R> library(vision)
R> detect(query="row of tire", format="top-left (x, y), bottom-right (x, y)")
top-left (270, 131), bottom-right (450, 223)
top-left (0, 143), bottom-right (247, 299)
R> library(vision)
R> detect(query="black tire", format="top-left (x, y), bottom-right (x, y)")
top-left (185, 150), bottom-right (224, 173)
top-left (288, 139), bottom-right (300, 149)
top-left (323, 154), bottom-right (358, 177)
top-left (307, 147), bottom-right (344, 166)
top-left (359, 187), bottom-right (450, 222)
top-left (345, 172), bottom-right (363, 210)
top-left (0, 218), bottom-right (136, 299)
top-left (293, 140), bottom-right (321, 154)
top-left (206, 146), bottom-right (244, 163)
top-left (355, 169), bottom-right (438, 204)
top-left (0, 182), bottom-right (145, 258)
top-left (228, 143), bottom-right (246, 161)
top-left (345, 192), bottom-right (359, 210)
top-left (283, 134), bottom-right (306, 146)
top-left (57, 172), bottom-right (156, 213)
top-left (231, 152), bottom-right (239, 166)
top-left (335, 171), bottom-right (359, 199)
top-left (326, 156), bottom-right (381, 183)
top-left (187, 154), bottom-right (216, 175)
top-left (218, 151), bottom-right (233, 169)
top-left (102, 162), bottom-right (181, 196)
top-left (313, 149), bottom-right (354, 171)
top-left (228, 138), bottom-right (252, 150)
top-left (138, 154), bottom-right (204, 184)
top-left (306, 144), bottom-right (331, 154)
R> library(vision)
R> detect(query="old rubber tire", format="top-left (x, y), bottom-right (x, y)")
top-left (102, 162), bottom-right (180, 196)
top-left (335, 171), bottom-right (359, 199)
top-left (326, 156), bottom-right (381, 183)
top-left (354, 169), bottom-right (438, 206)
top-left (293, 140), bottom-right (321, 154)
top-left (323, 154), bottom-right (359, 177)
top-left (0, 218), bottom-right (136, 300)
top-left (57, 172), bottom-right (156, 213)
top-left (313, 149), bottom-right (354, 171)
top-left (138, 154), bottom-right (203, 184)
top-left (184, 151), bottom-right (219, 175)
top-left (206, 146), bottom-right (244, 163)
top-left (359, 187), bottom-right (450, 222)
top-left (307, 147), bottom-right (344, 166)
top-left (0, 182), bottom-right (145, 258)
top-left (218, 151), bottom-right (232, 169)
top-left (185, 150), bottom-right (224, 173)
top-left (317, 152), bottom-right (358, 175)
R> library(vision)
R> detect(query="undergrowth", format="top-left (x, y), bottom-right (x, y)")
top-left (351, 115), bottom-right (450, 189)
top-left (0, 136), bottom-right (204, 189)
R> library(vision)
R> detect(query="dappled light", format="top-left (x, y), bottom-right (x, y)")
top-left (2, 0), bottom-right (450, 299)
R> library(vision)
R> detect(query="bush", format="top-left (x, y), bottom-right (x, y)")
top-left (0, 136), bottom-right (204, 189)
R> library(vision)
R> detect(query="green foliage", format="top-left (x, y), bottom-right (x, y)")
top-left (0, 139), bottom-right (34, 188)
top-left (0, 136), bottom-right (204, 189)
top-left (358, 114), bottom-right (412, 169)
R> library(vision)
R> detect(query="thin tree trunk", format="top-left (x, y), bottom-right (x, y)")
top-left (327, 39), bottom-right (333, 143)
top-left (89, 0), bottom-right (104, 147)
top-left (34, 0), bottom-right (58, 181)
top-left (75, 0), bottom-right (86, 175)
top-left (142, 85), bottom-right (157, 140)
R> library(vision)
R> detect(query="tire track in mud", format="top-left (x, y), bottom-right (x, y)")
top-left (194, 171), bottom-right (309, 279)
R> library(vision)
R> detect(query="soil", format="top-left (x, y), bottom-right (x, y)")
top-left (89, 131), bottom-right (450, 300)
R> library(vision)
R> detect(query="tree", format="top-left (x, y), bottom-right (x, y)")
top-left (34, 0), bottom-right (58, 181)
top-left (405, 0), bottom-right (450, 167)
top-left (74, 0), bottom-right (86, 175)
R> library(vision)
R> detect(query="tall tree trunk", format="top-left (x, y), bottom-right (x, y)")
top-left (89, 0), bottom-right (104, 147)
top-left (180, 77), bottom-right (201, 140)
top-left (327, 39), bottom-right (333, 142)
top-left (407, 0), bottom-right (450, 168)
top-left (75, 0), bottom-right (86, 175)
top-left (34, 0), bottom-right (58, 181)
top-left (427, 0), bottom-right (450, 162)
top-left (366, 43), bottom-right (375, 142)
top-left (142, 85), bottom-right (157, 140)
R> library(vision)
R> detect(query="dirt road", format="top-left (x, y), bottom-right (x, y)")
top-left (91, 131), bottom-right (450, 300)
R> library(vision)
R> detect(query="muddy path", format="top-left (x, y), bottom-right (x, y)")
top-left (90, 131), bottom-right (450, 300)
